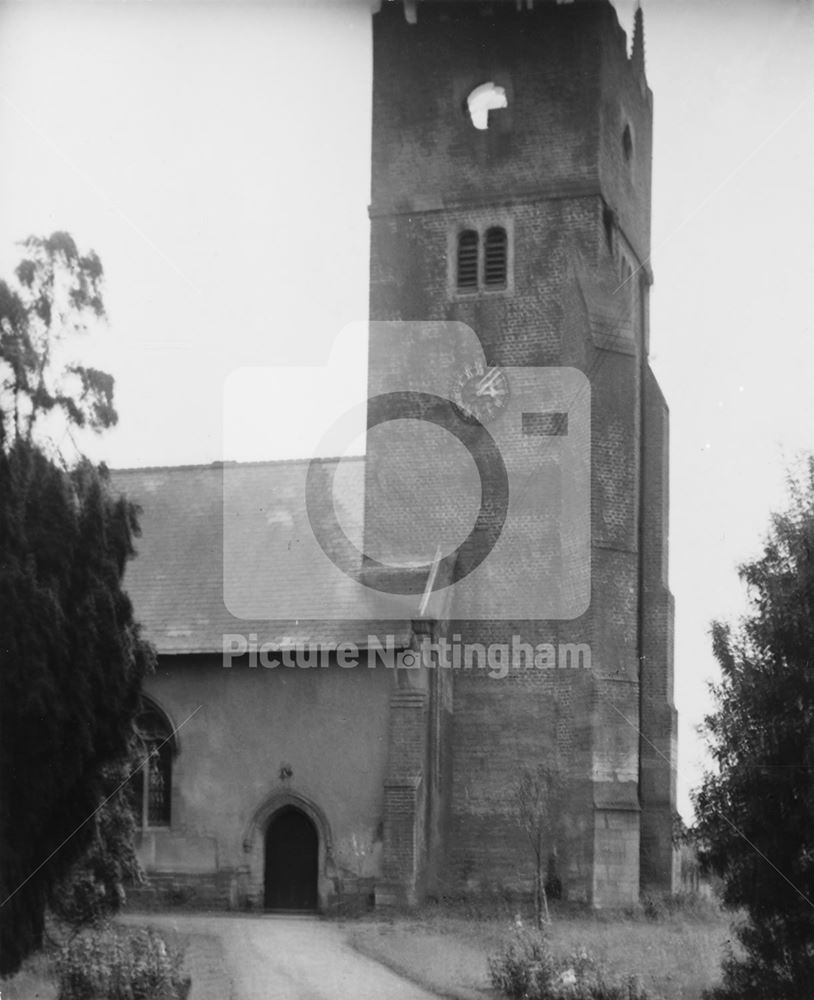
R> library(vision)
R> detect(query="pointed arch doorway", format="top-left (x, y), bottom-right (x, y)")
top-left (264, 806), bottom-right (319, 911)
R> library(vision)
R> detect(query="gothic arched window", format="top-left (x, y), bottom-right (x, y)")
top-left (131, 703), bottom-right (174, 828)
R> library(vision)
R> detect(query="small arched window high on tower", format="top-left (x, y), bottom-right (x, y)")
top-left (622, 123), bottom-right (633, 163)
top-left (483, 227), bottom-right (508, 288)
top-left (131, 702), bottom-right (175, 828)
top-left (456, 229), bottom-right (479, 290)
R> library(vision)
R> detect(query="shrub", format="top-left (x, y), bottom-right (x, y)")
top-left (56, 925), bottom-right (190, 1000)
top-left (640, 891), bottom-right (722, 923)
top-left (488, 927), bottom-right (654, 1000)
top-left (640, 893), bottom-right (667, 921)
top-left (164, 882), bottom-right (198, 908)
top-left (488, 927), bottom-right (557, 998)
top-left (703, 918), bottom-right (814, 1000)
top-left (50, 757), bottom-right (144, 931)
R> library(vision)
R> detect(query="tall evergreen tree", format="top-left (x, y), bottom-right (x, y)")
top-left (695, 458), bottom-right (814, 998)
top-left (0, 234), bottom-right (153, 975)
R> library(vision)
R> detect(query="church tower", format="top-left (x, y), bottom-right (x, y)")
top-left (366, 0), bottom-right (677, 906)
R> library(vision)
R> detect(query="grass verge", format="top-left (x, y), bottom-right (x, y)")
top-left (347, 903), bottom-right (735, 1000)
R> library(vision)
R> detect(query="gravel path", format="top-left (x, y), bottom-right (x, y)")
top-left (121, 913), bottom-right (441, 1000)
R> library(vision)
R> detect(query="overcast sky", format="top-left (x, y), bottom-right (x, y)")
top-left (1, 0), bottom-right (813, 819)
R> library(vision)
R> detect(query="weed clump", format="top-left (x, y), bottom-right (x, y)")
top-left (488, 926), bottom-right (654, 1000)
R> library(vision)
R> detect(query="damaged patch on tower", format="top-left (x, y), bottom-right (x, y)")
top-left (466, 81), bottom-right (508, 130)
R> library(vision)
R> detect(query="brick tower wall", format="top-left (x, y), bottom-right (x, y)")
top-left (368, 0), bottom-right (675, 906)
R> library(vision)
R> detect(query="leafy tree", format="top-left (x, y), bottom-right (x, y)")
top-left (514, 763), bottom-right (564, 928)
top-left (0, 234), bottom-right (153, 976)
top-left (694, 457), bottom-right (814, 998)
top-left (0, 231), bottom-right (115, 453)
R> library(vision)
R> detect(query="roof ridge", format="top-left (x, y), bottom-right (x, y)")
top-left (111, 454), bottom-right (366, 475)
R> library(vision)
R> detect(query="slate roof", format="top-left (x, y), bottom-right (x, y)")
top-left (111, 459), bottom-right (411, 656)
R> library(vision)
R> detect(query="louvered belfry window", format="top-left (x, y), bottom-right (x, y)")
top-left (455, 225), bottom-right (509, 292)
top-left (483, 227), bottom-right (508, 288)
top-left (457, 229), bottom-right (479, 290)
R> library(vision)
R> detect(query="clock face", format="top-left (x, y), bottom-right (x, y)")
top-left (450, 363), bottom-right (510, 424)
